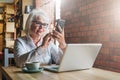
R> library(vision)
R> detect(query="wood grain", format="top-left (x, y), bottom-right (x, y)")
top-left (0, 66), bottom-right (120, 80)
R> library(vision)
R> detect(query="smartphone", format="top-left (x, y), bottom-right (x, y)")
top-left (55, 19), bottom-right (65, 33)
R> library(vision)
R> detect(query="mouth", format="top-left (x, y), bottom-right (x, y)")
top-left (37, 29), bottom-right (43, 33)
top-left (36, 30), bottom-right (43, 35)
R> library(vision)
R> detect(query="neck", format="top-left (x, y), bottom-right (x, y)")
top-left (30, 34), bottom-right (41, 46)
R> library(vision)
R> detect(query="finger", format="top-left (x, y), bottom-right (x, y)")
top-left (62, 28), bottom-right (64, 34)
top-left (48, 37), bottom-right (52, 42)
top-left (42, 34), bottom-right (51, 44)
top-left (58, 25), bottom-right (62, 33)
top-left (53, 30), bottom-right (61, 35)
top-left (53, 30), bottom-right (62, 38)
top-left (44, 33), bottom-right (49, 38)
top-left (44, 33), bottom-right (51, 38)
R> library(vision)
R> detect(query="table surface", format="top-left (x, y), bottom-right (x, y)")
top-left (0, 66), bottom-right (120, 80)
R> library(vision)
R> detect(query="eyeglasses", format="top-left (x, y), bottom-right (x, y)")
top-left (32, 21), bottom-right (48, 29)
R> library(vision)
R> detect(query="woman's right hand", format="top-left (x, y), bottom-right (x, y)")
top-left (41, 33), bottom-right (52, 49)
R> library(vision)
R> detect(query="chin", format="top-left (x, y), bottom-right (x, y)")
top-left (34, 32), bottom-right (40, 36)
top-left (37, 33), bottom-right (42, 37)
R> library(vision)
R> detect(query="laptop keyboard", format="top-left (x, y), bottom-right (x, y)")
top-left (51, 66), bottom-right (59, 69)
top-left (43, 65), bottom-right (59, 71)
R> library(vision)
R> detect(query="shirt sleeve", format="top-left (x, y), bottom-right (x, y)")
top-left (50, 41), bottom-right (63, 64)
top-left (14, 39), bottom-right (28, 67)
top-left (14, 38), bottom-right (63, 67)
top-left (14, 38), bottom-right (50, 67)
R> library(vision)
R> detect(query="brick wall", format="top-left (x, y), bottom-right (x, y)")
top-left (61, 0), bottom-right (120, 72)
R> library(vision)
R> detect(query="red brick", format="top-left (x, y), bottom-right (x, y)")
top-left (99, 35), bottom-right (109, 42)
top-left (79, 26), bottom-right (88, 31)
top-left (112, 56), bottom-right (120, 63)
top-left (101, 48), bottom-right (109, 54)
top-left (62, 0), bottom-right (120, 72)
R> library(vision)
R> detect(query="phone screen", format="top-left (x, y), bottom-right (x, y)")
top-left (56, 19), bottom-right (65, 32)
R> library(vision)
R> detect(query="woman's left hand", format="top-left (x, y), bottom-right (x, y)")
top-left (53, 26), bottom-right (66, 50)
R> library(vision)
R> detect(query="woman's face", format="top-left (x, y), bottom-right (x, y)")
top-left (30, 16), bottom-right (48, 37)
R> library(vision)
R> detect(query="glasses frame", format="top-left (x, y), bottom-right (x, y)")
top-left (32, 21), bottom-right (48, 29)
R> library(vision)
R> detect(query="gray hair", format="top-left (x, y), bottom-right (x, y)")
top-left (25, 9), bottom-right (50, 36)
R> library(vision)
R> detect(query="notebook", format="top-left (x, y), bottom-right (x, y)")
top-left (43, 43), bottom-right (102, 72)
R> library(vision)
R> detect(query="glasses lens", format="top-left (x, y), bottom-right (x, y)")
top-left (33, 21), bottom-right (48, 28)
top-left (40, 24), bottom-right (48, 28)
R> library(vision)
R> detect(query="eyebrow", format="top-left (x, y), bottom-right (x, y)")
top-left (32, 21), bottom-right (48, 25)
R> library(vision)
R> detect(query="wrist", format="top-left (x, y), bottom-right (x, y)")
top-left (60, 43), bottom-right (66, 53)
top-left (59, 43), bottom-right (66, 49)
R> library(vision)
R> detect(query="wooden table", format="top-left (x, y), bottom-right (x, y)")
top-left (0, 66), bottom-right (120, 80)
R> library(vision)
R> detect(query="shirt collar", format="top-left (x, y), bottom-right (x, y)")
top-left (26, 35), bottom-right (43, 47)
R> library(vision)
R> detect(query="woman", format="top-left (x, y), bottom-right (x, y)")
top-left (14, 9), bottom-right (66, 67)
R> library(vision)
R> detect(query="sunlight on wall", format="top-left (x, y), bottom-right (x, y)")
top-left (110, 1), bottom-right (120, 21)
top-left (55, 0), bottom-right (61, 19)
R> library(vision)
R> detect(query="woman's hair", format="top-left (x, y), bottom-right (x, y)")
top-left (25, 9), bottom-right (50, 36)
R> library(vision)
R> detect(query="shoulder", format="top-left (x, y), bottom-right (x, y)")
top-left (14, 35), bottom-right (31, 48)
top-left (15, 36), bottom-right (29, 45)
top-left (16, 36), bottom-right (27, 42)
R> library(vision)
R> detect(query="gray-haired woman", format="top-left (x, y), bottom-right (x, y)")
top-left (14, 9), bottom-right (66, 67)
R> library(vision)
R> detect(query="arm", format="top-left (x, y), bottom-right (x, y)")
top-left (50, 26), bottom-right (66, 64)
top-left (50, 41), bottom-right (63, 64)
top-left (53, 27), bottom-right (66, 52)
top-left (14, 38), bottom-right (51, 67)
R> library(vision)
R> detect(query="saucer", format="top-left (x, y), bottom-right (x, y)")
top-left (22, 67), bottom-right (43, 73)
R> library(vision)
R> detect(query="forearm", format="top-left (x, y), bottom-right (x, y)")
top-left (14, 46), bottom-right (47, 67)
top-left (14, 52), bottom-right (29, 67)
top-left (51, 47), bottom-right (63, 64)
top-left (59, 42), bottom-right (66, 53)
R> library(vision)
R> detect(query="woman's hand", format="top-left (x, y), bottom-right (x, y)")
top-left (53, 26), bottom-right (66, 50)
top-left (41, 33), bottom-right (52, 49)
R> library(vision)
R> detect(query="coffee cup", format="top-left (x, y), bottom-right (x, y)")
top-left (25, 62), bottom-right (40, 70)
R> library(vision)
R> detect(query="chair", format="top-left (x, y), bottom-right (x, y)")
top-left (1, 48), bottom-right (14, 80)
top-left (4, 48), bottom-right (14, 67)
top-left (0, 52), bottom-right (3, 61)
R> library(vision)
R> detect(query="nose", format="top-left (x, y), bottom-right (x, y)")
top-left (38, 25), bottom-right (43, 29)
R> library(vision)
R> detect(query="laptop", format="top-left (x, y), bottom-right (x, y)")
top-left (43, 43), bottom-right (102, 72)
